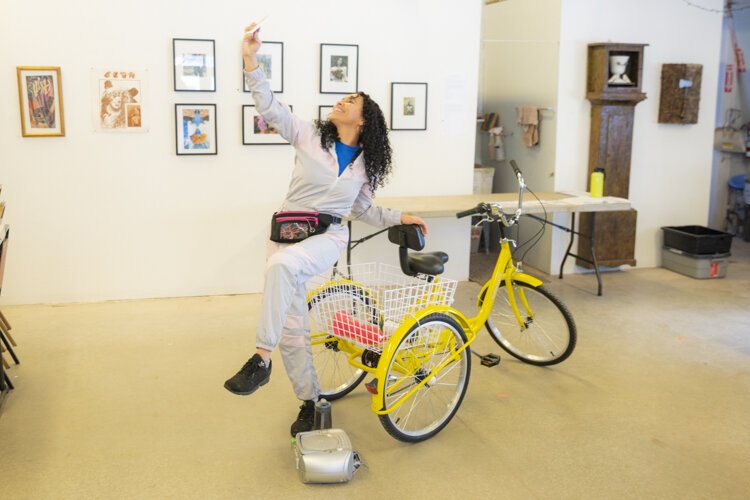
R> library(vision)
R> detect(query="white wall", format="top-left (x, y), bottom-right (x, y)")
top-left (0, 0), bottom-right (482, 305)
top-left (479, 0), bottom-right (562, 273)
top-left (556, 0), bottom-right (724, 271)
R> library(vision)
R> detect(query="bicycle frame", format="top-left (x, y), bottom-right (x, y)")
top-left (369, 232), bottom-right (542, 415)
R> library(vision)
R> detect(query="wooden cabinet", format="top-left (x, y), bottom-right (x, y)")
top-left (577, 43), bottom-right (647, 268)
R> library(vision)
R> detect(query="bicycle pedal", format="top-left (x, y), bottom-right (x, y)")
top-left (480, 353), bottom-right (501, 367)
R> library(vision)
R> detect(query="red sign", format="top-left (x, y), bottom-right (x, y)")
top-left (725, 64), bottom-right (734, 93)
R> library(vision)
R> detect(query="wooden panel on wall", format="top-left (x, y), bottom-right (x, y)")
top-left (658, 64), bottom-right (702, 124)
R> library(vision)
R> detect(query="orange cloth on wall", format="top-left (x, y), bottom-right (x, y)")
top-left (516, 106), bottom-right (540, 147)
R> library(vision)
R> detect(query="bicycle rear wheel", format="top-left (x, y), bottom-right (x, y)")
top-left (484, 282), bottom-right (576, 366)
top-left (308, 285), bottom-right (371, 400)
top-left (378, 313), bottom-right (470, 442)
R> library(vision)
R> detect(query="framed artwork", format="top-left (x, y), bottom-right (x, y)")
top-left (390, 82), bottom-right (428, 131)
top-left (318, 105), bottom-right (333, 121)
top-left (173, 38), bottom-right (216, 92)
top-left (92, 68), bottom-right (146, 132)
top-left (175, 104), bottom-right (217, 155)
top-left (16, 66), bottom-right (65, 137)
top-left (242, 105), bottom-right (291, 145)
top-left (320, 44), bottom-right (358, 94)
top-left (244, 41), bottom-right (284, 93)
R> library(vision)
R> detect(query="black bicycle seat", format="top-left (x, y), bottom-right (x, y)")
top-left (407, 252), bottom-right (449, 276)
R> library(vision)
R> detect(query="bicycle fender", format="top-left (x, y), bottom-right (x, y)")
top-left (371, 305), bottom-right (472, 415)
top-left (477, 272), bottom-right (543, 307)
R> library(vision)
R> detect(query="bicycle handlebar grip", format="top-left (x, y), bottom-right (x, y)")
top-left (456, 205), bottom-right (481, 219)
top-left (510, 160), bottom-right (522, 177)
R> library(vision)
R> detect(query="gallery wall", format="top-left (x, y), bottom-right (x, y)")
top-left (0, 0), bottom-right (482, 304)
top-left (554, 0), bottom-right (724, 271)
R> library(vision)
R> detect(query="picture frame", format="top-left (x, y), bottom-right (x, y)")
top-left (318, 105), bottom-right (334, 122)
top-left (173, 38), bottom-right (216, 92)
top-left (244, 41), bottom-right (284, 93)
top-left (390, 82), bottom-right (428, 131)
top-left (320, 44), bottom-right (358, 94)
top-left (242, 105), bottom-right (292, 145)
top-left (16, 66), bottom-right (65, 137)
top-left (175, 104), bottom-right (217, 155)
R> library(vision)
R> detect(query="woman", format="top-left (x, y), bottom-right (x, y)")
top-left (224, 22), bottom-right (427, 437)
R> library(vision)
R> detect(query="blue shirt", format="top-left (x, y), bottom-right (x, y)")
top-left (335, 141), bottom-right (361, 177)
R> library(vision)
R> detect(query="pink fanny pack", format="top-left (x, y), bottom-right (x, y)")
top-left (270, 211), bottom-right (341, 243)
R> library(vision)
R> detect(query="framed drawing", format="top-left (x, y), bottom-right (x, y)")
top-left (175, 104), bottom-right (217, 155)
top-left (244, 41), bottom-right (284, 93)
top-left (92, 68), bottom-right (146, 132)
top-left (390, 82), bottom-right (428, 131)
top-left (320, 44), bottom-right (358, 94)
top-left (16, 66), bottom-right (65, 137)
top-left (242, 105), bottom-right (291, 145)
top-left (318, 105), bottom-right (333, 121)
top-left (173, 38), bottom-right (216, 91)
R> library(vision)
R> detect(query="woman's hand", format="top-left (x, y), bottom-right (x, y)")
top-left (242, 22), bottom-right (263, 70)
top-left (400, 214), bottom-right (428, 236)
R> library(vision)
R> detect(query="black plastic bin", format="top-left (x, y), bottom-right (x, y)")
top-left (661, 225), bottom-right (733, 255)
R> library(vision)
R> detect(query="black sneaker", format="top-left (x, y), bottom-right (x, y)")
top-left (224, 353), bottom-right (271, 395)
top-left (290, 400), bottom-right (316, 437)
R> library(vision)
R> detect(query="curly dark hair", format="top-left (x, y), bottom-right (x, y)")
top-left (314, 92), bottom-right (393, 192)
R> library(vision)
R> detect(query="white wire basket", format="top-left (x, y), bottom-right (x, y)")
top-left (306, 262), bottom-right (457, 353)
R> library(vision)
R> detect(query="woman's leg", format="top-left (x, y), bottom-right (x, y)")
top-left (278, 283), bottom-right (319, 401)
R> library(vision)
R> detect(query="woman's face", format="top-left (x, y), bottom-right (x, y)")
top-left (110, 94), bottom-right (123, 110)
top-left (330, 94), bottom-right (364, 129)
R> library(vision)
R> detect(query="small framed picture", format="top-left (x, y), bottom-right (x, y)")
top-left (175, 104), bottom-right (217, 155)
top-left (318, 105), bottom-right (333, 122)
top-left (390, 82), bottom-right (428, 131)
top-left (173, 38), bottom-right (216, 92)
top-left (16, 66), bottom-right (65, 137)
top-left (244, 41), bottom-right (284, 93)
top-left (320, 44), bottom-right (358, 94)
top-left (242, 105), bottom-right (292, 145)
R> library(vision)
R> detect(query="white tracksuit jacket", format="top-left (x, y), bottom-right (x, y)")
top-left (244, 67), bottom-right (402, 400)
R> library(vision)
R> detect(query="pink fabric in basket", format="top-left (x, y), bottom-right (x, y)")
top-left (331, 310), bottom-right (385, 345)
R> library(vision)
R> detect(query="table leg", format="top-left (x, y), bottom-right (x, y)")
top-left (559, 212), bottom-right (576, 279)
top-left (589, 212), bottom-right (603, 296)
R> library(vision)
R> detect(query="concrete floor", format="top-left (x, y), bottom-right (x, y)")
top-left (2, 240), bottom-right (749, 499)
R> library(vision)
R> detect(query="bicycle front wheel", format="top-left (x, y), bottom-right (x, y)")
top-left (484, 282), bottom-right (576, 366)
top-left (308, 285), bottom-right (371, 400)
top-left (379, 313), bottom-right (471, 442)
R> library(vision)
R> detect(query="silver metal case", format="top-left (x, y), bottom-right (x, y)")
top-left (292, 429), bottom-right (356, 484)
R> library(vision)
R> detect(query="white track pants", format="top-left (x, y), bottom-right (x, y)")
top-left (256, 225), bottom-right (348, 401)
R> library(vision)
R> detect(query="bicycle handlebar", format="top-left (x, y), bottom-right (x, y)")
top-left (455, 161), bottom-right (527, 227)
top-left (456, 204), bottom-right (486, 219)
